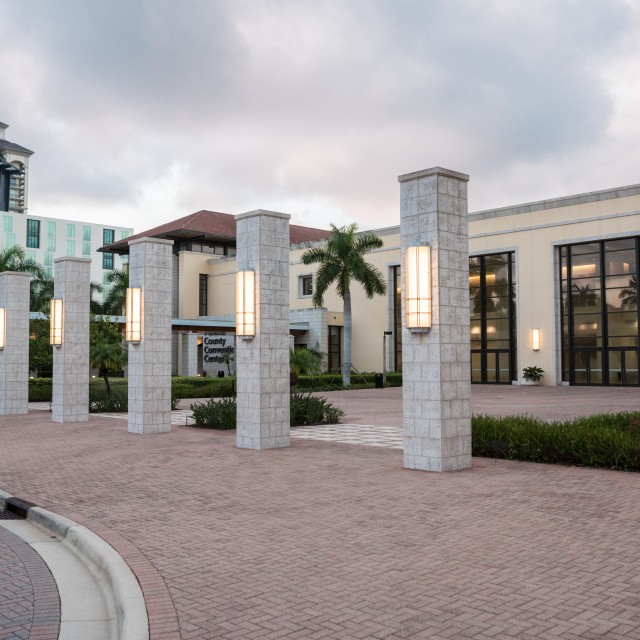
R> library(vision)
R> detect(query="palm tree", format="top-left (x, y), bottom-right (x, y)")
top-left (103, 268), bottom-right (128, 315)
top-left (0, 245), bottom-right (44, 279)
top-left (619, 275), bottom-right (637, 310)
top-left (29, 273), bottom-right (104, 314)
top-left (302, 224), bottom-right (386, 385)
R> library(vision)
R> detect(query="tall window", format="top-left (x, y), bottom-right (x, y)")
top-left (102, 252), bottom-right (114, 270)
top-left (26, 219), bottom-right (40, 248)
top-left (199, 274), bottom-right (208, 316)
top-left (328, 326), bottom-right (342, 372)
top-left (82, 225), bottom-right (91, 241)
top-left (470, 252), bottom-right (517, 384)
top-left (103, 228), bottom-right (114, 245)
top-left (67, 223), bottom-right (75, 238)
top-left (66, 239), bottom-right (75, 256)
top-left (560, 237), bottom-right (639, 385)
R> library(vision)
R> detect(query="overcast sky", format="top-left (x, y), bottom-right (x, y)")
top-left (3, 0), bottom-right (640, 233)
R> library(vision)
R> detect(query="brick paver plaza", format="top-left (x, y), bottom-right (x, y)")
top-left (2, 386), bottom-right (640, 639)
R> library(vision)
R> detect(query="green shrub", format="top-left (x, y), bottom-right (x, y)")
top-left (172, 376), bottom-right (235, 399)
top-left (189, 393), bottom-right (344, 429)
top-left (89, 389), bottom-right (128, 413)
top-left (190, 397), bottom-right (237, 429)
top-left (472, 412), bottom-right (640, 471)
top-left (29, 378), bottom-right (52, 402)
top-left (293, 372), bottom-right (402, 391)
top-left (290, 392), bottom-right (345, 426)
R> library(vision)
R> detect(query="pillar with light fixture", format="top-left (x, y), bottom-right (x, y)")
top-left (52, 257), bottom-right (91, 423)
top-left (235, 210), bottom-right (291, 450)
top-left (127, 237), bottom-right (173, 434)
top-left (0, 271), bottom-right (30, 415)
top-left (399, 166), bottom-right (471, 472)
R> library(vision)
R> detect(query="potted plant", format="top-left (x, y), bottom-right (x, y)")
top-left (522, 366), bottom-right (544, 385)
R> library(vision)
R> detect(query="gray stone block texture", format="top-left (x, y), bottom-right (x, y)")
top-left (399, 167), bottom-right (472, 472)
top-left (52, 257), bottom-right (91, 422)
top-left (236, 210), bottom-right (291, 450)
top-left (0, 272), bottom-right (30, 414)
top-left (128, 237), bottom-right (173, 434)
top-left (181, 332), bottom-right (199, 377)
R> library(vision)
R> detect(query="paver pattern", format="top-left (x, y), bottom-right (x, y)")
top-left (2, 388), bottom-right (640, 640)
top-left (0, 518), bottom-right (60, 640)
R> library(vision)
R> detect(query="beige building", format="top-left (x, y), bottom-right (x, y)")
top-left (105, 182), bottom-right (640, 387)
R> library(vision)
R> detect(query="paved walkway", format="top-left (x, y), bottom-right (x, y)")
top-left (2, 386), bottom-right (640, 639)
top-left (0, 513), bottom-right (60, 640)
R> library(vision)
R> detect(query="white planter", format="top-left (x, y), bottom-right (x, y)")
top-left (520, 379), bottom-right (540, 386)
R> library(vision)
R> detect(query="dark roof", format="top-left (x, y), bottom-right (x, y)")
top-left (0, 122), bottom-right (8, 129)
top-left (0, 139), bottom-right (34, 156)
top-left (100, 210), bottom-right (332, 253)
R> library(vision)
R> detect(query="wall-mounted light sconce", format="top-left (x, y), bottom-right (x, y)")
top-left (405, 245), bottom-right (431, 331)
top-left (50, 299), bottom-right (63, 347)
top-left (236, 269), bottom-right (255, 338)
top-left (126, 287), bottom-right (142, 343)
top-left (532, 328), bottom-right (541, 351)
top-left (0, 307), bottom-right (5, 351)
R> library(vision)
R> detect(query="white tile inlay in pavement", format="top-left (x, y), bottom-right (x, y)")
top-left (291, 424), bottom-right (402, 449)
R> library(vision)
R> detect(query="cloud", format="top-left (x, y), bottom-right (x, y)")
top-left (1, 0), bottom-right (639, 232)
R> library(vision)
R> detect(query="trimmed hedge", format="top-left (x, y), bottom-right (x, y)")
top-left (294, 372), bottom-right (402, 391)
top-left (472, 412), bottom-right (640, 471)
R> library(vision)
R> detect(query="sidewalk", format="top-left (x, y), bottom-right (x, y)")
top-left (2, 387), bottom-right (640, 639)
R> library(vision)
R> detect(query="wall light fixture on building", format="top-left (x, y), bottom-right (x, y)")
top-left (50, 299), bottom-right (63, 347)
top-left (0, 307), bottom-right (5, 350)
top-left (405, 245), bottom-right (431, 331)
top-left (532, 328), bottom-right (541, 351)
top-left (126, 287), bottom-right (142, 344)
top-left (236, 269), bottom-right (255, 338)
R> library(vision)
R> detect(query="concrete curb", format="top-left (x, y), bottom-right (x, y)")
top-left (1, 490), bottom-right (149, 640)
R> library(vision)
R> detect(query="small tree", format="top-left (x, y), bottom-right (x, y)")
top-left (89, 315), bottom-right (126, 396)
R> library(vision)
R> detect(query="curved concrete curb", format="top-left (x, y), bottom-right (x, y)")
top-left (1, 490), bottom-right (149, 640)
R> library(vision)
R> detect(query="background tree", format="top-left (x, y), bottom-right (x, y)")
top-left (302, 224), bottom-right (386, 385)
top-left (0, 245), bottom-right (44, 278)
top-left (103, 268), bottom-right (128, 315)
top-left (29, 318), bottom-right (53, 377)
top-left (619, 275), bottom-right (637, 310)
top-left (30, 273), bottom-right (104, 313)
top-left (89, 315), bottom-right (127, 396)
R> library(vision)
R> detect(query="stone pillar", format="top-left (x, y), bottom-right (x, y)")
top-left (128, 237), bottom-right (173, 434)
top-left (52, 257), bottom-right (91, 422)
top-left (399, 167), bottom-right (471, 472)
top-left (181, 332), bottom-right (198, 376)
top-left (0, 272), bottom-right (30, 415)
top-left (236, 210), bottom-right (290, 450)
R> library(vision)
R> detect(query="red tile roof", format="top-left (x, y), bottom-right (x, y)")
top-left (101, 210), bottom-right (331, 252)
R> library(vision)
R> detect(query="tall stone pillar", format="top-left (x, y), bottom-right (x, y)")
top-left (128, 237), bottom-right (173, 434)
top-left (52, 257), bottom-right (91, 422)
top-left (399, 167), bottom-right (471, 472)
top-left (181, 332), bottom-right (198, 376)
top-left (235, 210), bottom-right (290, 450)
top-left (0, 272), bottom-right (30, 415)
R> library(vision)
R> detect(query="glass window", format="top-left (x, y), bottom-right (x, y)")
top-left (82, 225), bottom-right (91, 242)
top-left (67, 224), bottom-right (75, 238)
top-left (102, 252), bottom-right (113, 270)
top-left (26, 219), bottom-right (40, 248)
top-left (199, 274), bottom-right (208, 316)
top-left (44, 252), bottom-right (53, 267)
top-left (82, 241), bottom-right (91, 257)
top-left (3, 216), bottom-right (12, 232)
top-left (103, 228), bottom-right (115, 245)
top-left (560, 237), bottom-right (640, 385)
top-left (299, 275), bottom-right (313, 297)
top-left (120, 230), bottom-right (129, 240)
top-left (66, 239), bottom-right (75, 256)
top-left (5, 232), bottom-right (15, 247)
top-left (26, 249), bottom-right (36, 263)
top-left (47, 221), bottom-right (56, 238)
top-left (47, 237), bottom-right (56, 252)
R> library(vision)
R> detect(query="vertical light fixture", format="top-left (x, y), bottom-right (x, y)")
top-left (126, 287), bottom-right (142, 343)
top-left (532, 328), bottom-right (541, 351)
top-left (0, 307), bottom-right (5, 350)
top-left (405, 245), bottom-right (431, 331)
top-left (236, 269), bottom-right (255, 338)
top-left (50, 299), bottom-right (63, 347)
